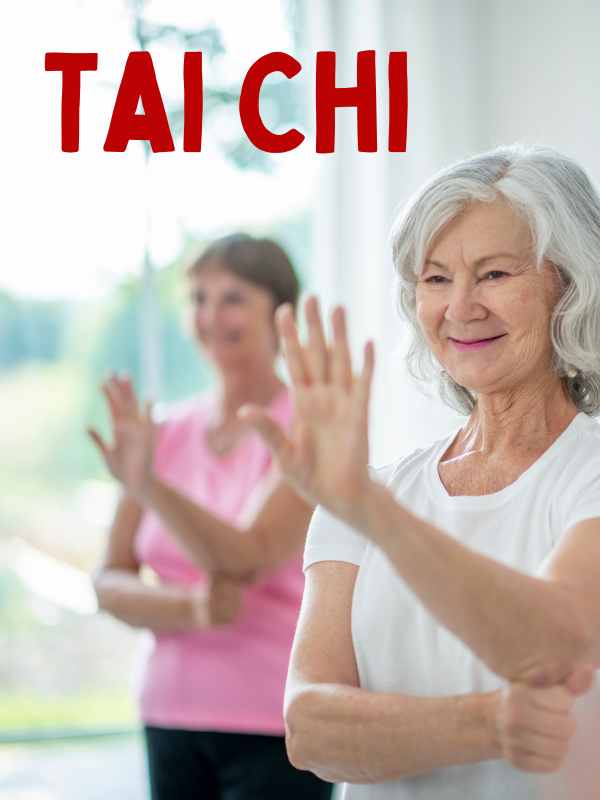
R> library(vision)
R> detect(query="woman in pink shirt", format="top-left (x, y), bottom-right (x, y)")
top-left (92, 235), bottom-right (332, 800)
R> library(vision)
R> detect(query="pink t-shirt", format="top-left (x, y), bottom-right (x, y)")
top-left (133, 388), bottom-right (305, 735)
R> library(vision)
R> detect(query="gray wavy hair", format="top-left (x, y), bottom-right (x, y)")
top-left (392, 143), bottom-right (600, 416)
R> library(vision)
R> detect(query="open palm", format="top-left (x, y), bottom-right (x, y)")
top-left (88, 373), bottom-right (155, 497)
top-left (241, 297), bottom-right (374, 515)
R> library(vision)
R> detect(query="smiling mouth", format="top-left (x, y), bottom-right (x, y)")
top-left (202, 333), bottom-right (242, 345)
top-left (449, 334), bottom-right (506, 351)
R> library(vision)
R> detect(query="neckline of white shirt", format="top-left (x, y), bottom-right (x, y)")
top-left (425, 412), bottom-right (589, 509)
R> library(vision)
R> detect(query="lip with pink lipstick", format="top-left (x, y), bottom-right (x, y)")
top-left (449, 334), bottom-right (507, 352)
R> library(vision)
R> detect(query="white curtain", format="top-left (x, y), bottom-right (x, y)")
top-left (298, 0), bottom-right (600, 466)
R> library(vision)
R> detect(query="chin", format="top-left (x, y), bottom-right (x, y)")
top-left (448, 365), bottom-right (493, 389)
top-left (452, 369), bottom-right (516, 395)
top-left (211, 348), bottom-right (249, 368)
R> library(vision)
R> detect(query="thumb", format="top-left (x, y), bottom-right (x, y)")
top-left (565, 663), bottom-right (596, 697)
top-left (87, 427), bottom-right (109, 459)
top-left (142, 400), bottom-right (154, 423)
top-left (238, 405), bottom-right (290, 458)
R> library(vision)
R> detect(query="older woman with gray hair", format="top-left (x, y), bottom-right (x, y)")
top-left (242, 144), bottom-right (600, 799)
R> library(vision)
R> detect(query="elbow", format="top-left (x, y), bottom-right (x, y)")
top-left (284, 690), bottom-right (352, 783)
top-left (536, 596), bottom-right (595, 676)
top-left (284, 691), bottom-right (333, 777)
top-left (93, 569), bottom-right (125, 616)
top-left (284, 696), bottom-right (378, 785)
top-left (284, 694), bottom-right (311, 771)
top-left (93, 572), bottom-right (110, 611)
top-left (491, 595), bottom-right (595, 684)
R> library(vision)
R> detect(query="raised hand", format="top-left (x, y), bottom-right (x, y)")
top-left (492, 663), bottom-right (595, 773)
top-left (240, 297), bottom-right (374, 515)
top-left (88, 372), bottom-right (155, 498)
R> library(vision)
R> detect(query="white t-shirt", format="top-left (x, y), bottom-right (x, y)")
top-left (304, 412), bottom-right (600, 800)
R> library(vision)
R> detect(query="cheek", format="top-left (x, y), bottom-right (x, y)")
top-left (193, 308), bottom-right (206, 333)
top-left (506, 288), bottom-right (553, 336)
top-left (241, 309), bottom-right (276, 344)
top-left (415, 290), bottom-right (443, 335)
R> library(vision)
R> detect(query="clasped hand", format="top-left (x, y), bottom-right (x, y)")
top-left (191, 576), bottom-right (244, 629)
top-left (493, 664), bottom-right (594, 773)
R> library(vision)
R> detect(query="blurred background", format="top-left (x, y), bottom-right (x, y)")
top-left (2, 0), bottom-right (600, 796)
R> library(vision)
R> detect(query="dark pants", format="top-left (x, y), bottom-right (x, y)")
top-left (145, 726), bottom-right (334, 800)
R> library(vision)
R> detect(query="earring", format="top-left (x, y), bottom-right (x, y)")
top-left (440, 370), bottom-right (453, 382)
top-left (566, 367), bottom-right (579, 379)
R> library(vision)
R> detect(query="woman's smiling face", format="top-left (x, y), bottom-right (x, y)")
top-left (189, 264), bottom-right (278, 369)
top-left (416, 200), bottom-right (562, 395)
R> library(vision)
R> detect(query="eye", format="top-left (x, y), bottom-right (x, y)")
top-left (425, 275), bottom-right (447, 284)
top-left (224, 292), bottom-right (245, 304)
top-left (191, 291), bottom-right (205, 304)
top-left (483, 270), bottom-right (506, 280)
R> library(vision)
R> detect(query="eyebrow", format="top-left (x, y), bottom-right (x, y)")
top-left (424, 251), bottom-right (521, 270)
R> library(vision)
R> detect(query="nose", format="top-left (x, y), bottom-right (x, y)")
top-left (196, 298), bottom-right (222, 327)
top-left (444, 277), bottom-right (488, 325)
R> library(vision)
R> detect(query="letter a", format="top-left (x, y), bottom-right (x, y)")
top-left (104, 52), bottom-right (174, 153)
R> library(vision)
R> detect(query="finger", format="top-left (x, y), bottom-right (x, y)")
top-left (506, 750), bottom-right (562, 774)
top-left (331, 306), bottom-right (352, 390)
top-left (119, 371), bottom-right (140, 415)
top-left (102, 374), bottom-right (128, 419)
top-left (277, 304), bottom-right (311, 388)
top-left (100, 379), bottom-right (121, 421)
top-left (355, 340), bottom-right (375, 425)
top-left (565, 663), bottom-right (595, 697)
top-left (304, 296), bottom-right (329, 384)
top-left (531, 686), bottom-right (574, 715)
top-left (505, 698), bottom-right (576, 740)
top-left (142, 400), bottom-right (154, 425)
top-left (507, 728), bottom-right (571, 760)
top-left (238, 405), bottom-right (292, 462)
top-left (87, 427), bottom-right (109, 459)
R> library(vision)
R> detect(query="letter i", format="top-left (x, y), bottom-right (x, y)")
top-left (183, 52), bottom-right (203, 152)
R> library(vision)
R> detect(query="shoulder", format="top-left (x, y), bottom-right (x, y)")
top-left (304, 433), bottom-right (457, 573)
top-left (152, 391), bottom-right (216, 427)
top-left (369, 430), bottom-right (457, 491)
top-left (551, 414), bottom-right (600, 491)
top-left (564, 413), bottom-right (600, 459)
top-left (304, 504), bottom-right (369, 572)
top-left (542, 414), bottom-right (600, 533)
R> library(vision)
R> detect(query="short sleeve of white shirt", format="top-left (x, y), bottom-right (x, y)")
top-left (563, 457), bottom-right (600, 530)
top-left (303, 464), bottom-right (395, 572)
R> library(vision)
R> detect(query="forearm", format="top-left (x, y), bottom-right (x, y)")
top-left (285, 682), bottom-right (500, 784)
top-left (95, 568), bottom-right (197, 630)
top-left (349, 482), bottom-right (592, 683)
top-left (140, 477), bottom-right (262, 580)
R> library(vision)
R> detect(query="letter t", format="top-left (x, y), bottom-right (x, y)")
top-left (45, 53), bottom-right (98, 152)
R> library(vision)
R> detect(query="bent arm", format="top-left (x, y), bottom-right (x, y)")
top-left (139, 474), bottom-right (314, 582)
top-left (284, 561), bottom-right (501, 784)
top-left (347, 484), bottom-right (600, 685)
top-left (94, 493), bottom-right (241, 630)
top-left (89, 373), bottom-right (313, 582)
top-left (95, 565), bottom-right (200, 630)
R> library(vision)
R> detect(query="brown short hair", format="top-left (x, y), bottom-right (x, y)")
top-left (188, 234), bottom-right (300, 311)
